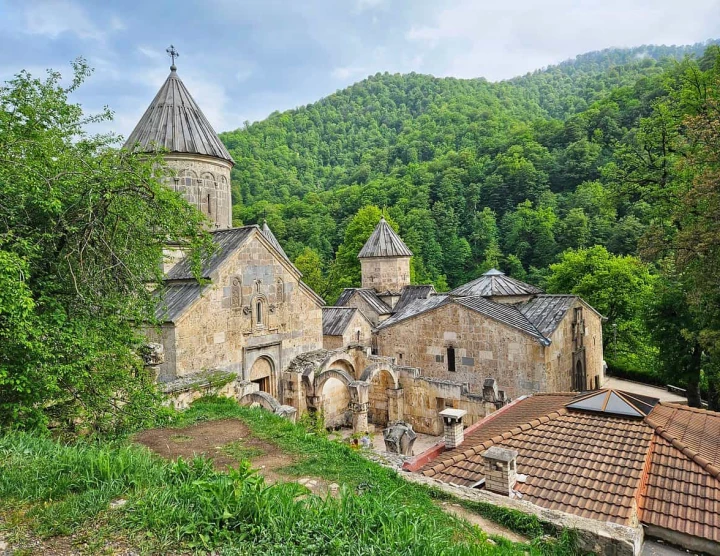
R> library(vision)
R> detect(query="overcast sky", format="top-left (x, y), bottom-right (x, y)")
top-left (1, 0), bottom-right (720, 138)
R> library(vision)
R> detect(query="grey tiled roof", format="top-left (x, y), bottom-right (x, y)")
top-left (449, 268), bottom-right (542, 297)
top-left (335, 288), bottom-right (393, 315)
top-left (123, 68), bottom-right (234, 163)
top-left (377, 294), bottom-right (551, 345)
top-left (357, 218), bottom-right (413, 258)
top-left (375, 295), bottom-right (450, 329)
top-left (155, 282), bottom-right (204, 323)
top-left (455, 296), bottom-right (548, 343)
top-left (166, 227), bottom-right (254, 280)
top-left (393, 285), bottom-right (437, 314)
top-left (518, 295), bottom-right (577, 337)
top-left (322, 306), bottom-right (359, 336)
top-left (261, 221), bottom-right (288, 259)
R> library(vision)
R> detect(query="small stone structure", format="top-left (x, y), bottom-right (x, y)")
top-left (382, 421), bottom-right (417, 455)
top-left (439, 408), bottom-right (467, 449)
top-left (482, 446), bottom-right (518, 496)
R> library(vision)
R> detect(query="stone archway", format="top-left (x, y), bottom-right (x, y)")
top-left (314, 369), bottom-right (353, 428)
top-left (359, 363), bottom-right (402, 428)
top-left (249, 356), bottom-right (274, 395)
top-left (239, 391), bottom-right (281, 412)
top-left (319, 352), bottom-right (357, 379)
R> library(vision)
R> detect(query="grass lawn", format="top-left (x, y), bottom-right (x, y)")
top-left (0, 396), bottom-right (577, 555)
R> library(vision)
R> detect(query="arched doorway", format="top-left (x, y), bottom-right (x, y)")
top-left (313, 369), bottom-right (354, 429)
top-left (321, 377), bottom-right (351, 428)
top-left (368, 369), bottom-right (395, 427)
top-left (249, 356), bottom-right (274, 395)
top-left (574, 359), bottom-right (586, 392)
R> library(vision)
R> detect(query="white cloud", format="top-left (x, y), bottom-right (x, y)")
top-left (137, 46), bottom-right (165, 61)
top-left (356, 0), bottom-right (385, 11)
top-left (109, 15), bottom-right (126, 32)
top-left (23, 1), bottom-right (104, 41)
top-left (332, 66), bottom-right (368, 79)
top-left (406, 0), bottom-right (720, 80)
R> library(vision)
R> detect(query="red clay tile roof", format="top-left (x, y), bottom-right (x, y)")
top-left (421, 393), bottom-right (577, 470)
top-left (646, 403), bottom-right (720, 472)
top-left (418, 394), bottom-right (720, 542)
top-left (640, 435), bottom-right (720, 542)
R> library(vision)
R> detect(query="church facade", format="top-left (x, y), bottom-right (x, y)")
top-left (130, 59), bottom-right (605, 434)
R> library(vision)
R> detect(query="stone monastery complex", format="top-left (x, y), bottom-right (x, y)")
top-left (127, 61), bottom-right (720, 555)
top-left (131, 62), bottom-right (604, 436)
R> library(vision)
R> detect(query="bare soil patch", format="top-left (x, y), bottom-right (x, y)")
top-left (133, 419), bottom-right (295, 484)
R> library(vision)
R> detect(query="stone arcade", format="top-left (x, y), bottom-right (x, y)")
top-left (132, 56), bottom-right (606, 438)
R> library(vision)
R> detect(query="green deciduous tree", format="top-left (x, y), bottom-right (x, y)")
top-left (0, 61), bottom-right (212, 432)
top-left (546, 246), bottom-right (656, 374)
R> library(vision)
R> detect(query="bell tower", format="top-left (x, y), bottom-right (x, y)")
top-left (358, 217), bottom-right (412, 296)
top-left (124, 45), bottom-right (234, 230)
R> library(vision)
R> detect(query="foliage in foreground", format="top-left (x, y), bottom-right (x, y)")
top-left (0, 60), bottom-right (213, 432)
top-left (0, 398), bottom-right (579, 555)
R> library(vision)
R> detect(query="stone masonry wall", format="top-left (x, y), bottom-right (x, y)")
top-left (338, 292), bottom-right (384, 325)
top-left (397, 369), bottom-right (495, 435)
top-left (544, 300), bottom-right (604, 392)
top-left (360, 256), bottom-right (411, 293)
top-left (321, 377), bottom-right (351, 428)
top-left (376, 303), bottom-right (548, 400)
top-left (164, 153), bottom-right (233, 230)
top-left (155, 232), bottom-right (323, 393)
top-left (322, 311), bottom-right (373, 351)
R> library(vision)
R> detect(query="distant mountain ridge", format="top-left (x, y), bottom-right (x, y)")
top-left (219, 40), bottom-right (719, 297)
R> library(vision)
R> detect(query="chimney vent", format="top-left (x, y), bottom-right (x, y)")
top-left (482, 446), bottom-right (518, 496)
top-left (439, 408), bottom-right (467, 448)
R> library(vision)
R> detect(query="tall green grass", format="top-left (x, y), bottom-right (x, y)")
top-left (0, 398), bottom-right (580, 555)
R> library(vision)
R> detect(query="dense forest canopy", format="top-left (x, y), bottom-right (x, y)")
top-left (221, 40), bottom-right (720, 406)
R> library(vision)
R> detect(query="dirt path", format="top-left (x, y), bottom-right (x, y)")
top-left (133, 419), bottom-right (296, 483)
top-left (436, 501), bottom-right (530, 545)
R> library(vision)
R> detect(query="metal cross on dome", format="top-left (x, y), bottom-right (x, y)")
top-left (166, 45), bottom-right (179, 70)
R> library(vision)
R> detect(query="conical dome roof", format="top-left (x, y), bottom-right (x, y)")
top-left (124, 67), bottom-right (234, 163)
top-left (449, 268), bottom-right (542, 297)
top-left (358, 217), bottom-right (412, 258)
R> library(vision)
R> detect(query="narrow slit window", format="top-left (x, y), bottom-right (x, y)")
top-left (256, 301), bottom-right (263, 324)
top-left (447, 346), bottom-right (456, 372)
top-left (207, 194), bottom-right (212, 215)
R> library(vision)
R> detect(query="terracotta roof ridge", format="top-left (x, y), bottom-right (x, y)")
top-left (651, 424), bottom-right (720, 480)
top-left (658, 400), bottom-right (720, 415)
top-left (422, 407), bottom-right (568, 479)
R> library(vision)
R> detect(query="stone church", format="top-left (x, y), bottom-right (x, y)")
top-left (128, 59), bottom-right (605, 435)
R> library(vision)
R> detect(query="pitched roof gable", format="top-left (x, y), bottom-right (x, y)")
top-left (124, 68), bottom-right (234, 163)
top-left (322, 306), bottom-right (372, 336)
top-left (393, 285), bottom-right (437, 314)
top-left (377, 294), bottom-right (551, 345)
top-left (418, 392), bottom-right (720, 540)
top-left (261, 221), bottom-right (288, 259)
top-left (336, 288), bottom-right (393, 315)
top-left (165, 227), bottom-right (254, 281)
top-left (158, 226), bottom-right (324, 322)
top-left (357, 217), bottom-right (412, 258)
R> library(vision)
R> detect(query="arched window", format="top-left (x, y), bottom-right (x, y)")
top-left (181, 169), bottom-right (197, 188)
top-left (447, 346), bottom-right (456, 372)
top-left (251, 294), bottom-right (268, 329)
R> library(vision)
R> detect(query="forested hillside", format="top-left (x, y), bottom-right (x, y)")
top-left (221, 41), bottom-right (720, 403)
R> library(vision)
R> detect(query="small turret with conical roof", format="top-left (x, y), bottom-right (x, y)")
top-left (124, 46), bottom-right (234, 229)
top-left (358, 217), bottom-right (412, 294)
